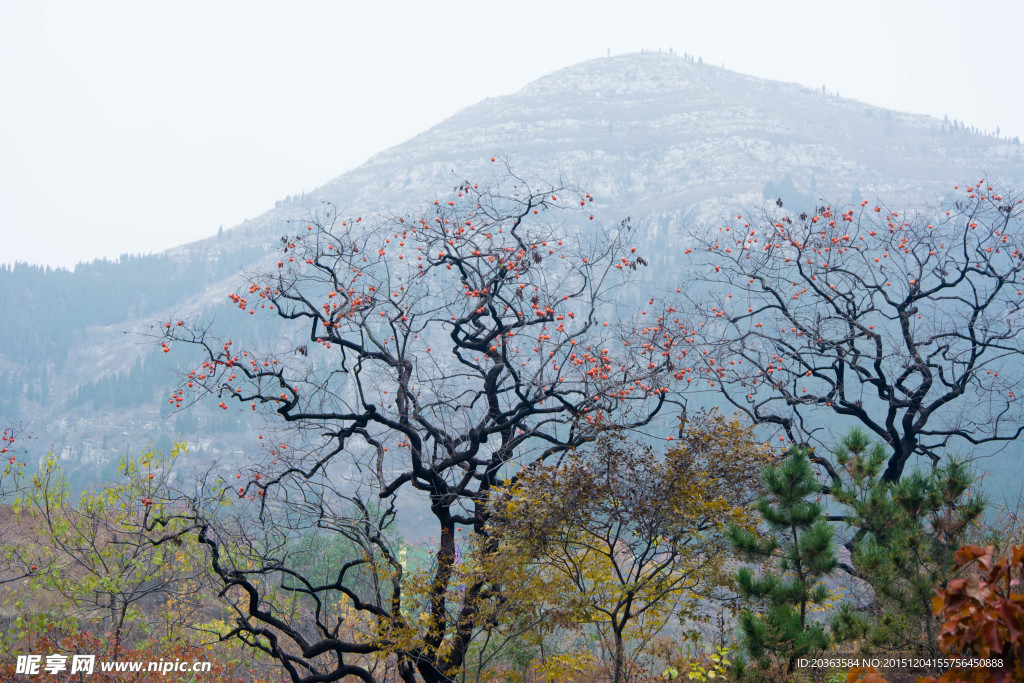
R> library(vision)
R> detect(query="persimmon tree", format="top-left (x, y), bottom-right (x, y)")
top-left (0, 424), bottom-right (30, 499)
top-left (1, 425), bottom-right (37, 593)
top-left (156, 166), bottom-right (680, 683)
top-left (680, 183), bottom-right (1024, 482)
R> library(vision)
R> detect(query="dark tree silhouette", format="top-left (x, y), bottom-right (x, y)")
top-left (157, 166), bottom-right (678, 683)
top-left (678, 182), bottom-right (1024, 482)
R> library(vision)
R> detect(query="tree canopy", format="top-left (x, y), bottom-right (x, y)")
top-left (157, 166), bottom-right (681, 683)
top-left (677, 184), bottom-right (1024, 481)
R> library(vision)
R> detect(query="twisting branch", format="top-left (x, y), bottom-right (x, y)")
top-left (676, 183), bottom-right (1024, 482)
top-left (158, 166), bottom-right (680, 683)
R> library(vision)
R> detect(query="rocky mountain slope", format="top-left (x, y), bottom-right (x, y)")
top-left (3, 52), bottom-right (1022, 489)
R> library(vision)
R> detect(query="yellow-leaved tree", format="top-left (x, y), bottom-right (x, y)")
top-left (483, 411), bottom-right (776, 683)
top-left (0, 441), bottom-right (266, 682)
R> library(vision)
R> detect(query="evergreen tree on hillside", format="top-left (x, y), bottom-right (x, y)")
top-left (828, 428), bottom-right (986, 659)
top-left (727, 446), bottom-right (838, 676)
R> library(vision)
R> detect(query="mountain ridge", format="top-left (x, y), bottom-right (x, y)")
top-left (2, 51), bottom-right (1022, 485)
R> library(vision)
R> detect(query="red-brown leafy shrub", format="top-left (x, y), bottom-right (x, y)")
top-left (919, 544), bottom-right (1024, 682)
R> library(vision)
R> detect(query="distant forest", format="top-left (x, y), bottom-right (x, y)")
top-left (0, 243), bottom-right (269, 417)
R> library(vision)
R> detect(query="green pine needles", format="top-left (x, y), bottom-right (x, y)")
top-left (727, 429), bottom-right (988, 679)
top-left (727, 445), bottom-right (838, 676)
top-left (828, 428), bottom-right (986, 658)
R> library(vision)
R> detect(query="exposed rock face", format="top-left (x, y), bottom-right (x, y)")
top-left (6, 53), bottom-right (1023, 476)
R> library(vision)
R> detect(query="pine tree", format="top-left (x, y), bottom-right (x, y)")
top-left (727, 445), bottom-right (838, 676)
top-left (828, 428), bottom-right (986, 659)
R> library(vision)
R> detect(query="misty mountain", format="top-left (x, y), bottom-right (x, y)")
top-left (2, 52), bottom-right (1022, 496)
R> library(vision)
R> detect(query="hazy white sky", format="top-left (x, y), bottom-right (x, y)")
top-left (3, 0), bottom-right (1022, 269)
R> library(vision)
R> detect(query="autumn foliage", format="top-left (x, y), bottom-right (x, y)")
top-left (918, 544), bottom-right (1024, 683)
top-left (10, 172), bottom-right (1024, 683)
top-left (0, 443), bottom-right (276, 682)
top-left (155, 166), bottom-right (685, 683)
top-left (486, 412), bottom-right (774, 683)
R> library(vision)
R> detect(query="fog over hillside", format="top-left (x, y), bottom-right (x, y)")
top-left (2, 52), bottom-right (1022, 500)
